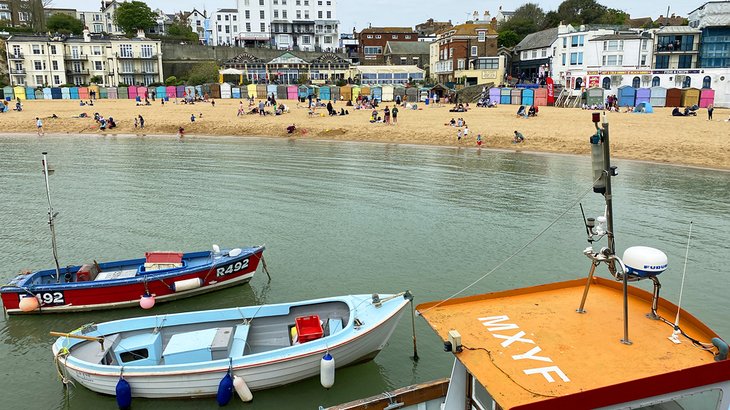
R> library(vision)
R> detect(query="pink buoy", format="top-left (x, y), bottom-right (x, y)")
top-left (19, 296), bottom-right (40, 312)
top-left (140, 294), bottom-right (156, 309)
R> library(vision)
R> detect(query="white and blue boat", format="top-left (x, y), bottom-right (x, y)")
top-left (51, 292), bottom-right (412, 399)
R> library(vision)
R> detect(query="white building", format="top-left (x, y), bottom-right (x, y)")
top-left (552, 24), bottom-right (616, 89)
top-left (212, 8), bottom-right (240, 46)
top-left (77, 1), bottom-right (123, 35)
top-left (186, 9), bottom-right (212, 44)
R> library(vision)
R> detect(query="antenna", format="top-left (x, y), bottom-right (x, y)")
top-left (42, 153), bottom-right (62, 283)
top-left (669, 221), bottom-right (693, 343)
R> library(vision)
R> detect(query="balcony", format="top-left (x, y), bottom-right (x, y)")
top-left (8, 53), bottom-right (24, 60)
top-left (66, 69), bottom-right (90, 75)
top-left (117, 53), bottom-right (159, 59)
top-left (655, 44), bottom-right (698, 53)
top-left (119, 68), bottom-right (159, 74)
top-left (66, 55), bottom-right (88, 61)
top-left (9, 68), bottom-right (26, 74)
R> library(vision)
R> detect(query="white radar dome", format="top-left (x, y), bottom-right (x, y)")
top-left (622, 246), bottom-right (668, 278)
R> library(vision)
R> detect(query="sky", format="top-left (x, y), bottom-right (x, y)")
top-left (48, 0), bottom-right (707, 33)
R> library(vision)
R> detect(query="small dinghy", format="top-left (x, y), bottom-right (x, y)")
top-left (51, 292), bottom-right (412, 400)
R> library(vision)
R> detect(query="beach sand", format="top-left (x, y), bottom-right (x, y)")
top-left (2, 98), bottom-right (728, 169)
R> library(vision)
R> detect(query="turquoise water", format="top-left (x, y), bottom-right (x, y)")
top-left (0, 135), bottom-right (728, 409)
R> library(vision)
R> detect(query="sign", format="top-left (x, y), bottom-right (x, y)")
top-left (588, 76), bottom-right (599, 88)
top-left (546, 77), bottom-right (554, 105)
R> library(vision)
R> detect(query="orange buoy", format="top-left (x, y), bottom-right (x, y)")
top-left (19, 296), bottom-right (40, 312)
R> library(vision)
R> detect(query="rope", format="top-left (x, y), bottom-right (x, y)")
top-left (54, 345), bottom-right (75, 387)
top-left (420, 180), bottom-right (599, 315)
top-left (674, 221), bottom-right (692, 327)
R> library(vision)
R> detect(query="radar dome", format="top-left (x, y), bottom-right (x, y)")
top-left (622, 246), bottom-right (668, 278)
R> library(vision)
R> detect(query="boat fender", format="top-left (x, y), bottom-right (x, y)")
top-left (172, 278), bottom-right (203, 292)
top-left (139, 293), bottom-right (155, 309)
top-left (233, 375), bottom-right (253, 402)
top-left (19, 296), bottom-right (40, 312)
top-left (216, 373), bottom-right (234, 406)
top-left (713, 338), bottom-right (729, 361)
top-left (115, 377), bottom-right (132, 410)
top-left (320, 353), bottom-right (335, 389)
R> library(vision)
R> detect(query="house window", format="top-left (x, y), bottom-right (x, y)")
top-left (400, 57), bottom-right (407, 64)
top-left (217, 15), bottom-right (221, 21)
top-left (304, 11), bottom-right (309, 19)
top-left (51, 61), bottom-right (58, 70)
top-left (632, 76), bottom-right (640, 88)
top-left (702, 76), bottom-right (711, 89)
top-left (471, 46), bottom-right (478, 56)
top-left (246, 23), bottom-right (251, 31)
top-left (532, 50), bottom-right (537, 58)
top-left (655, 55), bottom-right (669, 69)
top-left (327, 11), bottom-right (331, 18)
top-left (569, 52), bottom-right (582, 65)
top-left (245, 10), bottom-right (250, 19)
top-left (652, 76), bottom-right (660, 87)
top-left (571, 35), bottom-right (584, 47)
top-left (32, 45), bottom-right (42, 54)
top-left (36, 75), bottom-right (44, 85)
top-left (233, 15), bottom-right (237, 21)
top-left (324, 36), bottom-right (331, 43)
top-left (541, 49), bottom-right (547, 57)
top-left (602, 77), bottom-right (611, 89)
top-left (141, 44), bottom-right (153, 58)
top-left (260, 10), bottom-right (265, 19)
top-left (54, 75), bottom-right (61, 85)
top-left (562, 37), bottom-right (567, 48)
top-left (363, 46), bottom-right (382, 54)
top-left (318, 11), bottom-right (322, 18)
top-left (366, 35), bottom-right (373, 39)
top-left (640, 54), bottom-right (647, 66)
top-left (561, 53), bottom-right (566, 65)
top-left (260, 23), bottom-right (266, 31)
top-left (95, 61), bottom-right (103, 70)
top-left (92, 46), bottom-right (102, 55)
top-left (375, 35), bottom-right (381, 39)
top-left (458, 59), bottom-right (465, 69)
top-left (473, 58), bottom-right (499, 69)
top-left (478, 31), bottom-right (485, 42)
top-left (225, 15), bottom-right (229, 21)
top-left (678, 55), bottom-right (693, 69)
top-left (449, 48), bottom-right (453, 57)
top-left (34, 61), bottom-right (42, 70)
top-left (283, 10), bottom-right (287, 18)
top-left (302, 35), bottom-right (310, 45)
top-left (683, 76), bottom-right (691, 88)
top-left (119, 44), bottom-right (132, 58)
top-left (296, 10), bottom-right (301, 19)
top-left (233, 25), bottom-right (237, 32)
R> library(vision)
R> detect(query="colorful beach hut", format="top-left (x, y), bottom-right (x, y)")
top-left (43, 87), bottom-right (52, 100)
top-left (297, 85), bottom-right (309, 99)
top-left (680, 88), bottom-right (700, 107)
top-left (665, 88), bottom-right (681, 107)
top-left (166, 86), bottom-right (176, 99)
top-left (488, 88), bottom-right (501, 104)
top-left (351, 85), bottom-right (361, 101)
top-left (79, 87), bottom-right (89, 99)
top-left (246, 84), bottom-right (257, 99)
top-left (405, 87), bottom-right (417, 102)
top-left (586, 88), bottom-right (604, 106)
top-left (232, 87), bottom-right (241, 99)
top-left (510, 89), bottom-right (522, 106)
top-left (3, 86), bottom-right (14, 101)
top-left (69, 87), bottom-right (80, 99)
top-left (500, 88), bottom-right (511, 104)
top-left (34, 89), bottom-right (44, 99)
top-left (256, 84), bottom-right (267, 99)
top-left (360, 85), bottom-right (371, 98)
top-left (201, 84), bottom-right (211, 97)
top-left (183, 86), bottom-right (194, 98)
top-left (117, 86), bottom-right (128, 99)
top-left (331, 86), bottom-right (340, 101)
top-left (521, 88), bottom-right (535, 106)
top-left (156, 86), bottom-right (167, 99)
top-left (287, 85), bottom-right (298, 100)
top-left (51, 87), bottom-right (62, 99)
top-left (220, 83), bottom-right (232, 99)
top-left (649, 86), bottom-right (666, 107)
top-left (618, 85), bottom-right (636, 107)
top-left (89, 85), bottom-right (100, 99)
top-left (61, 87), bottom-right (71, 99)
top-left (394, 85), bottom-right (406, 102)
top-left (371, 86), bottom-right (382, 102)
top-left (339, 85), bottom-right (352, 101)
top-left (534, 88), bottom-right (548, 106)
top-left (128, 86), bottom-right (138, 100)
top-left (319, 85), bottom-right (331, 101)
top-left (195, 85), bottom-right (204, 98)
top-left (381, 85), bottom-right (394, 102)
top-left (266, 84), bottom-right (277, 99)
top-left (635, 88), bottom-right (651, 105)
top-left (25, 87), bottom-right (35, 100)
top-left (107, 87), bottom-right (117, 99)
top-left (14, 86), bottom-right (26, 100)
top-left (99, 87), bottom-right (108, 99)
top-left (176, 85), bottom-right (185, 98)
top-left (210, 83), bottom-right (221, 98)
top-left (138, 86), bottom-right (149, 99)
top-left (418, 87), bottom-right (429, 102)
top-left (276, 85), bottom-right (288, 100)
top-left (699, 89), bottom-right (715, 108)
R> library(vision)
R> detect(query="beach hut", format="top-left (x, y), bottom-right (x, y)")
top-left (394, 85), bottom-right (406, 102)
top-left (256, 84), bottom-right (267, 99)
top-left (195, 85), bottom-right (204, 98)
top-left (176, 85), bottom-right (185, 98)
top-left (633, 102), bottom-right (654, 113)
top-left (117, 86), bottom-right (128, 99)
top-left (232, 86), bottom-right (241, 99)
top-left (500, 88), bottom-right (511, 104)
top-left (635, 88), bottom-right (651, 105)
top-left (510, 89), bottom-right (522, 106)
top-left (50, 87), bottom-right (62, 99)
top-left (287, 85), bottom-right (298, 100)
top-left (61, 87), bottom-right (71, 99)
top-left (371, 86), bottom-right (382, 102)
top-left (201, 84), bottom-right (211, 97)
top-left (14, 86), bottom-right (26, 100)
top-left (266, 84), bottom-right (277, 99)
top-left (521, 88), bottom-right (535, 106)
top-left (352, 85), bottom-right (361, 101)
top-left (69, 87), bottom-right (80, 99)
top-left (381, 85), bottom-right (394, 102)
top-left (25, 87), bottom-right (35, 100)
top-left (276, 84), bottom-right (288, 100)
top-left (79, 87), bottom-right (89, 100)
top-left (488, 88), bottom-right (500, 104)
top-left (618, 85), bottom-right (636, 107)
top-left (89, 85), bottom-right (100, 99)
top-left (331, 86), bottom-right (340, 101)
top-left (128, 86), bottom-right (138, 100)
top-left (297, 85), bottom-right (309, 99)
top-left (405, 86), bottom-right (417, 102)
top-left (418, 87), bottom-right (429, 102)
top-left (220, 83), bottom-right (232, 99)
top-left (340, 84), bottom-right (352, 101)
top-left (360, 85), bottom-right (371, 98)
top-left (107, 87), bottom-right (117, 99)
top-left (184, 86), bottom-right (195, 99)
top-left (534, 88), bottom-right (548, 106)
top-left (649, 86), bottom-right (666, 107)
top-left (680, 88), bottom-right (700, 107)
top-left (157, 86), bottom-right (167, 99)
top-left (586, 88), bottom-right (604, 106)
top-left (665, 88), bottom-right (681, 107)
top-left (138, 86), bottom-right (149, 99)
top-left (699, 89), bottom-right (715, 108)
top-left (166, 86), bottom-right (176, 99)
top-left (312, 85), bottom-right (320, 99)
top-left (210, 83), bottom-right (221, 98)
top-left (319, 85), bottom-right (331, 101)
top-left (3, 86), bottom-right (14, 101)
top-left (246, 84), bottom-right (257, 99)
top-left (99, 87), bottom-right (108, 99)
top-left (35, 89), bottom-right (44, 99)
top-left (43, 87), bottom-right (52, 100)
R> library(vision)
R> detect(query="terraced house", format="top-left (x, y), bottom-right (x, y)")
top-left (433, 20), bottom-right (504, 86)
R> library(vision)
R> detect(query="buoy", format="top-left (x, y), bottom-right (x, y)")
top-left (320, 352), bottom-right (335, 389)
top-left (172, 277), bottom-right (203, 292)
top-left (216, 373), bottom-right (234, 406)
top-left (233, 375), bottom-right (253, 402)
top-left (19, 296), bottom-right (40, 312)
top-left (139, 293), bottom-right (155, 309)
top-left (115, 377), bottom-right (132, 410)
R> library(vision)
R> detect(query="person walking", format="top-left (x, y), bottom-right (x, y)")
top-left (708, 104), bottom-right (714, 120)
top-left (392, 106), bottom-right (398, 125)
top-left (383, 106), bottom-right (391, 125)
top-left (476, 134), bottom-right (482, 147)
top-left (138, 115), bottom-right (145, 129)
top-left (36, 117), bottom-right (44, 136)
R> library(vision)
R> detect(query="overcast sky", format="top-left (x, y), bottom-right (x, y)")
top-left (49, 0), bottom-right (706, 33)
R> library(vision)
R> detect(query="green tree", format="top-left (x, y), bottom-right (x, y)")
top-left (186, 62), bottom-right (219, 86)
top-left (543, 11), bottom-right (562, 29)
top-left (167, 22), bottom-right (199, 42)
top-left (599, 8), bottom-right (629, 25)
top-left (510, 3), bottom-right (546, 28)
top-left (556, 0), bottom-right (608, 25)
top-left (89, 75), bottom-right (103, 84)
top-left (165, 76), bottom-right (178, 86)
top-left (114, 1), bottom-right (156, 35)
top-left (46, 13), bottom-right (84, 35)
top-left (498, 30), bottom-right (520, 48)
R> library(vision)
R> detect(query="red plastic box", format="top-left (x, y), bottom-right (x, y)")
top-left (295, 315), bottom-right (323, 343)
top-left (145, 252), bottom-right (183, 264)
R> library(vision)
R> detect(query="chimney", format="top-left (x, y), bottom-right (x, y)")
top-left (473, 11), bottom-right (478, 21)
top-left (83, 27), bottom-right (91, 42)
top-left (137, 28), bottom-right (146, 39)
top-left (484, 11), bottom-right (489, 20)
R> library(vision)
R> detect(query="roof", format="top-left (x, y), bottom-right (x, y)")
top-left (217, 8), bottom-right (237, 13)
top-left (441, 22), bottom-right (497, 37)
top-left (626, 17), bottom-right (653, 28)
top-left (354, 65), bottom-right (425, 74)
top-left (655, 25), bottom-right (701, 33)
top-left (590, 33), bottom-right (645, 41)
top-left (385, 41), bottom-right (430, 55)
top-left (514, 28), bottom-right (558, 51)
top-left (360, 27), bottom-right (415, 34)
top-left (417, 277), bottom-right (727, 410)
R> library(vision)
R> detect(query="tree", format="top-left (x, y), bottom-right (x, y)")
top-left (186, 62), bottom-right (219, 86)
top-left (498, 30), bottom-right (520, 48)
top-left (543, 11), bottom-right (562, 29)
top-left (556, 0), bottom-right (608, 25)
top-left (46, 13), bottom-right (84, 35)
top-left (165, 76), bottom-right (178, 86)
top-left (89, 75), bottom-right (102, 84)
top-left (114, 1), bottom-right (155, 35)
top-left (510, 3), bottom-right (546, 28)
top-left (167, 22), bottom-right (199, 42)
top-left (599, 8), bottom-right (629, 25)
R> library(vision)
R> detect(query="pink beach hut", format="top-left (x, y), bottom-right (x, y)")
top-left (79, 87), bottom-right (89, 99)
top-left (534, 88), bottom-right (548, 106)
top-left (128, 86), bottom-right (138, 100)
top-left (287, 85), bottom-right (298, 100)
top-left (699, 89), bottom-right (715, 108)
top-left (137, 86), bottom-right (148, 99)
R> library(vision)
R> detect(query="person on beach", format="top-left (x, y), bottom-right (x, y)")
top-left (287, 124), bottom-right (296, 134)
top-left (191, 114), bottom-right (196, 122)
top-left (708, 104), bottom-right (714, 120)
top-left (178, 127), bottom-right (185, 137)
top-left (457, 129), bottom-right (462, 143)
top-left (392, 106), bottom-right (398, 125)
top-left (384, 106), bottom-right (390, 124)
top-left (476, 134), bottom-right (482, 147)
top-left (238, 101), bottom-right (244, 116)
top-left (36, 117), bottom-right (44, 136)
top-left (138, 115), bottom-right (145, 129)
top-left (463, 125), bottom-right (469, 140)
top-left (513, 130), bottom-right (525, 143)
top-left (134, 117), bottom-right (138, 128)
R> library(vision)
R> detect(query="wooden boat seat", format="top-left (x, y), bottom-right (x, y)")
top-left (230, 324), bottom-right (251, 356)
top-left (95, 269), bottom-right (137, 281)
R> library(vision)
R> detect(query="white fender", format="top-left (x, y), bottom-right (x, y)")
top-left (320, 353), bottom-right (335, 389)
top-left (172, 278), bottom-right (203, 292)
top-left (233, 375), bottom-right (253, 402)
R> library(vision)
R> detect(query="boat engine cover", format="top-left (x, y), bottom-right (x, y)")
top-left (622, 246), bottom-right (668, 278)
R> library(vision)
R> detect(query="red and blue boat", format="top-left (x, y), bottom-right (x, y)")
top-left (0, 154), bottom-right (266, 314)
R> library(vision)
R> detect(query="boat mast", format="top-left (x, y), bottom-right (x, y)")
top-left (42, 152), bottom-right (62, 283)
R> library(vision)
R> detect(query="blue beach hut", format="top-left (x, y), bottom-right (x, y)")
top-left (185, 86), bottom-right (196, 98)
top-left (371, 86), bottom-right (382, 102)
top-left (618, 85), bottom-right (636, 107)
top-left (43, 87), bottom-right (52, 99)
top-left (319, 85), bottom-right (331, 101)
top-left (521, 88), bottom-right (534, 106)
top-left (3, 86), bottom-right (14, 101)
top-left (195, 85), bottom-right (203, 98)
top-left (34, 89), bottom-right (44, 99)
top-left (25, 87), bottom-right (36, 100)
top-left (500, 88), bottom-right (511, 104)
top-left (298, 85), bottom-right (309, 99)
top-left (266, 84), bottom-right (277, 98)
top-left (99, 87), bottom-right (108, 99)
top-left (156, 86), bottom-right (167, 99)
top-left (61, 87), bottom-right (71, 99)
top-left (51, 87), bottom-right (62, 99)
top-left (70, 87), bottom-right (80, 99)
top-left (232, 87), bottom-right (241, 99)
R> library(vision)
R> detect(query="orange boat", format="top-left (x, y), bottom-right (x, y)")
top-left (329, 113), bottom-right (729, 410)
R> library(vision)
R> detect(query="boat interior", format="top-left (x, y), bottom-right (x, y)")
top-left (70, 301), bottom-right (351, 367)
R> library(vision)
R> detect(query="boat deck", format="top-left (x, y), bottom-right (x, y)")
top-left (417, 277), bottom-right (725, 409)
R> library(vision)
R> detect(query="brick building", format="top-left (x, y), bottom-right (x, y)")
top-left (358, 27), bottom-right (417, 65)
top-left (433, 21), bottom-right (504, 85)
top-left (415, 18), bottom-right (452, 37)
top-left (384, 41), bottom-right (430, 71)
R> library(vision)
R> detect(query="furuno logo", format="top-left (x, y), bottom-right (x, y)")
top-left (643, 264), bottom-right (667, 270)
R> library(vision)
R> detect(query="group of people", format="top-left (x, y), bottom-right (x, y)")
top-left (516, 105), bottom-right (538, 118)
top-left (93, 112), bottom-right (117, 130)
top-left (368, 105), bottom-right (398, 124)
top-left (449, 103), bottom-right (469, 113)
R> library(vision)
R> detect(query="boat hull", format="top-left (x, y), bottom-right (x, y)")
top-left (1, 247), bottom-right (264, 314)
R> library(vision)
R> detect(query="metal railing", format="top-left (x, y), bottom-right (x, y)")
top-left (8, 53), bottom-right (25, 59)
top-left (655, 44), bottom-right (699, 53)
top-left (65, 55), bottom-right (88, 60)
top-left (117, 53), bottom-right (158, 59)
top-left (66, 69), bottom-right (90, 75)
top-left (9, 68), bottom-right (26, 74)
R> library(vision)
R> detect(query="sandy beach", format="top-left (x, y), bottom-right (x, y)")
top-left (1, 98), bottom-right (728, 169)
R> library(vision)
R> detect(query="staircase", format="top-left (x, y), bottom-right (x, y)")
top-left (456, 83), bottom-right (495, 103)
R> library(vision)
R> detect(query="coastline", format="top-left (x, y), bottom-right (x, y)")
top-left (2, 99), bottom-right (728, 169)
